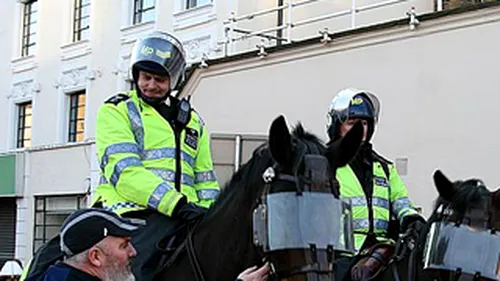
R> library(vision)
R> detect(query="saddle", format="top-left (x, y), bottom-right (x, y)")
top-left (350, 242), bottom-right (395, 281)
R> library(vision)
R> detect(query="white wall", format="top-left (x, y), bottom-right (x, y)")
top-left (185, 5), bottom-right (500, 217)
top-left (0, 1), bottom-right (16, 150)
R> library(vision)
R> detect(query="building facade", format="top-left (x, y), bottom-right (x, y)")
top-left (0, 0), bottom-right (494, 267)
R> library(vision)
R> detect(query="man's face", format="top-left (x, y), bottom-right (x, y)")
top-left (339, 118), bottom-right (369, 142)
top-left (97, 236), bottom-right (137, 281)
top-left (136, 71), bottom-right (171, 99)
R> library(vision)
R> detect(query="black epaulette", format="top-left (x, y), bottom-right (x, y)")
top-left (104, 93), bottom-right (130, 105)
top-left (372, 150), bottom-right (393, 165)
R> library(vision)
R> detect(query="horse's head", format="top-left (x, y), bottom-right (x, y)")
top-left (252, 115), bottom-right (363, 281)
top-left (174, 115), bottom-right (363, 281)
top-left (419, 170), bottom-right (500, 281)
top-left (432, 170), bottom-right (500, 230)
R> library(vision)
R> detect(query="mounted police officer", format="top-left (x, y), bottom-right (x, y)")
top-left (91, 31), bottom-right (220, 281)
top-left (326, 88), bottom-right (426, 281)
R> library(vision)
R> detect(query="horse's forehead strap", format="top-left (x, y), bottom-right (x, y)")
top-left (303, 154), bottom-right (330, 186)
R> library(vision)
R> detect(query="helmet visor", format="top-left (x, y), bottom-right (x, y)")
top-left (328, 91), bottom-right (380, 124)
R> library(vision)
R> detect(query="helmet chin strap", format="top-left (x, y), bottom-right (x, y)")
top-left (365, 119), bottom-right (375, 143)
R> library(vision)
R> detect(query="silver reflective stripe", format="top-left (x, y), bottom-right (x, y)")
top-left (193, 110), bottom-right (204, 133)
top-left (195, 170), bottom-right (216, 184)
top-left (353, 218), bottom-right (389, 231)
top-left (148, 168), bottom-right (194, 186)
top-left (143, 148), bottom-right (195, 167)
top-left (350, 196), bottom-right (389, 209)
top-left (399, 208), bottom-right (416, 219)
top-left (60, 210), bottom-right (140, 256)
top-left (147, 182), bottom-right (174, 210)
top-left (110, 157), bottom-right (142, 186)
top-left (197, 189), bottom-right (220, 200)
top-left (393, 197), bottom-right (412, 215)
top-left (99, 176), bottom-right (108, 185)
top-left (101, 142), bottom-right (141, 170)
top-left (126, 99), bottom-right (144, 151)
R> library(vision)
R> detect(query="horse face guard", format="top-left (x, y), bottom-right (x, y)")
top-left (253, 145), bottom-right (355, 281)
top-left (423, 192), bottom-right (500, 281)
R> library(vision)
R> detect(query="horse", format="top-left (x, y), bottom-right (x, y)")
top-left (392, 170), bottom-right (500, 281)
top-left (155, 115), bottom-right (364, 281)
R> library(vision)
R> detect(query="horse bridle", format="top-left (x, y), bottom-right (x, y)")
top-left (181, 148), bottom-right (310, 281)
top-left (183, 142), bottom-right (340, 281)
top-left (254, 144), bottom-right (345, 280)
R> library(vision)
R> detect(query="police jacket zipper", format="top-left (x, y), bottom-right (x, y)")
top-left (174, 127), bottom-right (182, 192)
top-left (367, 196), bottom-right (374, 235)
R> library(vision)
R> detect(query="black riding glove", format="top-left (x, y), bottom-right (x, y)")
top-left (173, 198), bottom-right (207, 222)
top-left (401, 215), bottom-right (426, 237)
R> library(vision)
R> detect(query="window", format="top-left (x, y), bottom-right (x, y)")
top-left (22, 0), bottom-right (38, 56)
top-left (210, 134), bottom-right (266, 188)
top-left (33, 195), bottom-right (86, 252)
top-left (16, 102), bottom-right (32, 148)
top-left (68, 91), bottom-right (86, 142)
top-left (185, 0), bottom-right (211, 10)
top-left (73, 0), bottom-right (91, 41)
top-left (133, 0), bottom-right (155, 24)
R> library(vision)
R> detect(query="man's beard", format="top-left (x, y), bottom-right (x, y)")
top-left (104, 259), bottom-right (135, 281)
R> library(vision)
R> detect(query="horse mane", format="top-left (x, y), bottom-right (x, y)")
top-left (204, 123), bottom-right (326, 221)
top-left (431, 179), bottom-right (490, 218)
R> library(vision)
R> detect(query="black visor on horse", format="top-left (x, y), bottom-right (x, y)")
top-left (423, 221), bottom-right (500, 280)
top-left (423, 171), bottom-right (500, 281)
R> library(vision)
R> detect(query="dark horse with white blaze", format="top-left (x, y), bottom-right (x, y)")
top-left (154, 115), bottom-right (364, 281)
top-left (390, 170), bottom-right (500, 281)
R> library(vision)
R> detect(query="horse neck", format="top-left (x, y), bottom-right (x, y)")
top-left (193, 182), bottom-right (264, 281)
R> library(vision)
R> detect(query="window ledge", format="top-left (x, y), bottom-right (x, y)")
top-left (60, 40), bottom-right (91, 61)
top-left (120, 21), bottom-right (155, 45)
top-left (11, 55), bottom-right (37, 74)
top-left (0, 139), bottom-right (96, 154)
top-left (173, 3), bottom-right (216, 30)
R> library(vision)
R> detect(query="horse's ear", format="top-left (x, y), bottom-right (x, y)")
top-left (433, 170), bottom-right (456, 202)
top-left (269, 115), bottom-right (292, 166)
top-left (326, 121), bottom-right (363, 169)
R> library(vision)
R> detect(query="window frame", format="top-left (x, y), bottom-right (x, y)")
top-left (133, 0), bottom-right (155, 24)
top-left (185, 0), bottom-right (212, 10)
top-left (73, 0), bottom-right (91, 42)
top-left (210, 134), bottom-right (267, 187)
top-left (21, 0), bottom-right (38, 57)
top-left (67, 90), bottom-right (86, 143)
top-left (16, 101), bottom-right (32, 148)
top-left (33, 194), bottom-right (86, 253)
